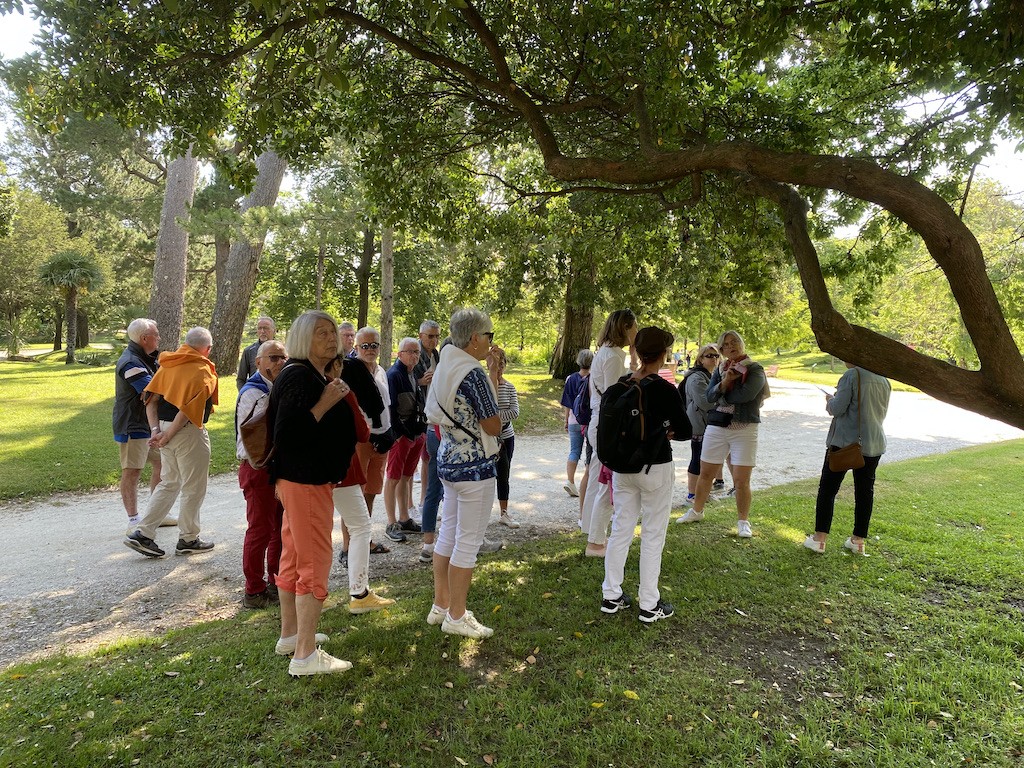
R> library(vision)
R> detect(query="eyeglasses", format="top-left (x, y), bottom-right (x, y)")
top-left (359, 342), bottom-right (381, 350)
top-left (266, 354), bottom-right (287, 362)
top-left (482, 332), bottom-right (495, 342)
top-left (704, 353), bottom-right (720, 359)
top-left (400, 349), bottom-right (419, 355)
top-left (425, 334), bottom-right (440, 339)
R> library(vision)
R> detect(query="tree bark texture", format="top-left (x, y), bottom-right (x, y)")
top-left (379, 227), bottom-right (394, 367)
top-left (62, 289), bottom-right (77, 364)
top-left (355, 228), bottom-right (374, 329)
top-left (149, 148), bottom-right (197, 350)
top-left (208, 150), bottom-right (288, 377)
top-left (75, 309), bottom-right (88, 349)
top-left (552, 252), bottom-right (598, 380)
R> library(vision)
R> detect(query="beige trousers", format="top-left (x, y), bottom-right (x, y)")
top-left (137, 421), bottom-right (211, 541)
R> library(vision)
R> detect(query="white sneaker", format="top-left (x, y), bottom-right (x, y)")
top-left (499, 513), bottom-right (520, 529)
top-left (275, 632), bottom-right (329, 656)
top-left (288, 648), bottom-right (352, 676)
top-left (802, 535), bottom-right (825, 553)
top-left (737, 520), bottom-right (753, 538)
top-left (426, 604), bottom-right (447, 626)
top-left (441, 610), bottom-right (494, 639)
top-left (564, 482), bottom-right (579, 498)
top-left (677, 509), bottom-right (704, 524)
top-left (843, 537), bottom-right (866, 555)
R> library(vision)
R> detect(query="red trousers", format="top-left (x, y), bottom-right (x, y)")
top-left (239, 460), bottom-right (283, 595)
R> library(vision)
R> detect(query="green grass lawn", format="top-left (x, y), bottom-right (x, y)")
top-left (2, 441), bottom-right (1023, 766)
top-left (0, 359), bottom-right (240, 500)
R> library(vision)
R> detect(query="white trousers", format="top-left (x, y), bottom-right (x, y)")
top-left (602, 462), bottom-right (675, 612)
top-left (138, 421), bottom-right (210, 540)
top-left (332, 484), bottom-right (372, 596)
top-left (434, 478), bottom-right (495, 569)
top-left (582, 421), bottom-right (613, 545)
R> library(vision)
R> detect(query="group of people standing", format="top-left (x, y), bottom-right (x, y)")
top-left (561, 309), bottom-right (891, 625)
top-left (114, 304), bottom-right (890, 676)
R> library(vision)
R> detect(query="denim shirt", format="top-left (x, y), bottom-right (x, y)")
top-left (826, 367), bottom-right (891, 456)
top-left (707, 360), bottom-right (767, 423)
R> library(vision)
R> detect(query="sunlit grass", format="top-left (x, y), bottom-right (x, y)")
top-left (3, 441), bottom-right (1022, 766)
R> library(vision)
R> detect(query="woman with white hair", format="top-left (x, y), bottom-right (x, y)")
top-left (677, 330), bottom-right (767, 538)
top-left (423, 308), bottom-right (503, 639)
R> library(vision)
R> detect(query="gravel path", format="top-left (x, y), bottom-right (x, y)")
top-left (1, 379), bottom-right (1019, 669)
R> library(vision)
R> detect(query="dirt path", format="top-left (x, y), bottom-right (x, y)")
top-left (2, 379), bottom-right (1019, 669)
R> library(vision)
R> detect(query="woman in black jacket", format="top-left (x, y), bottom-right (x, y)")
top-left (269, 311), bottom-right (359, 677)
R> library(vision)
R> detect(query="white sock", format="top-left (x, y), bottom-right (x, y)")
top-left (127, 515), bottom-right (140, 529)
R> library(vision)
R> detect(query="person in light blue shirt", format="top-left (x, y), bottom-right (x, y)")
top-left (804, 363), bottom-right (891, 556)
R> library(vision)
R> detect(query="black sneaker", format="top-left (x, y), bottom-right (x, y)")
top-left (639, 600), bottom-right (675, 624)
top-left (242, 591), bottom-right (273, 609)
top-left (712, 479), bottom-right (726, 491)
top-left (385, 522), bottom-right (408, 542)
top-left (399, 518), bottom-right (422, 533)
top-left (124, 531), bottom-right (165, 558)
top-left (337, 550), bottom-right (348, 568)
top-left (265, 584), bottom-right (280, 603)
top-left (175, 538), bottom-right (214, 555)
top-left (600, 593), bottom-right (633, 614)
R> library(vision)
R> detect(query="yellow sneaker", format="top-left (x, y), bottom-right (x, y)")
top-left (348, 590), bottom-right (396, 615)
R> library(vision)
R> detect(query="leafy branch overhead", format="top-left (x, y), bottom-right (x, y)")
top-left (13, 0), bottom-right (1024, 426)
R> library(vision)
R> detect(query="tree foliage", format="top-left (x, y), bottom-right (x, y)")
top-left (10, 0), bottom-right (1024, 424)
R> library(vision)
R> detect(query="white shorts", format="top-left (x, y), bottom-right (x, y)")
top-left (701, 423), bottom-right (759, 467)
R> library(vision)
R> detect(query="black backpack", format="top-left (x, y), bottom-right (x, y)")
top-left (597, 374), bottom-right (670, 474)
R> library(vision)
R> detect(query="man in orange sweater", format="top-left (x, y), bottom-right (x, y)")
top-left (125, 327), bottom-right (219, 558)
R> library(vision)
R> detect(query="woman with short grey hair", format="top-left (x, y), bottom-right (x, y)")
top-left (423, 307), bottom-right (503, 639)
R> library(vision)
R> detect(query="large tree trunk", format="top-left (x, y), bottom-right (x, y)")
top-left (63, 289), bottom-right (77, 365)
top-left (551, 249), bottom-right (597, 379)
top-left (214, 234), bottom-right (230, 289)
top-left (209, 150), bottom-right (288, 376)
top-left (149, 148), bottom-right (197, 350)
top-left (75, 309), bottom-right (88, 349)
top-left (52, 303), bottom-right (62, 351)
top-left (355, 228), bottom-right (374, 329)
top-left (379, 226), bottom-right (394, 367)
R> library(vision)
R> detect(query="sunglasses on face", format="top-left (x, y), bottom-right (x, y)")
top-left (704, 353), bottom-right (720, 359)
top-left (359, 342), bottom-right (381, 350)
top-left (267, 354), bottom-right (287, 362)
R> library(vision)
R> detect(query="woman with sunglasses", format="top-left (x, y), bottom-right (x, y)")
top-left (679, 343), bottom-right (721, 506)
top-left (678, 330), bottom-right (767, 538)
top-left (423, 308), bottom-right (504, 639)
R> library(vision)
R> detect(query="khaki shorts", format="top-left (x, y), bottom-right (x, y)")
top-left (119, 438), bottom-right (160, 470)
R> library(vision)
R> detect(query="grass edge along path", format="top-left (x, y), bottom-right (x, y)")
top-left (2, 441), bottom-right (1023, 767)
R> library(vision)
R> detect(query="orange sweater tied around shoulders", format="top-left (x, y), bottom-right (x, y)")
top-left (144, 344), bottom-right (219, 427)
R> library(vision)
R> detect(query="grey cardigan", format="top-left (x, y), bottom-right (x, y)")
top-left (707, 360), bottom-right (767, 424)
top-left (826, 367), bottom-right (891, 457)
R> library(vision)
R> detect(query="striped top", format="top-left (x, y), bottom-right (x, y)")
top-left (496, 379), bottom-right (520, 441)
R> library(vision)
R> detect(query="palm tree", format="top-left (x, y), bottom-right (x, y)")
top-left (39, 249), bottom-right (103, 364)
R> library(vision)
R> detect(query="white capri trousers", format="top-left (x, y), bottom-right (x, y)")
top-left (434, 477), bottom-right (496, 569)
top-left (332, 484), bottom-right (372, 596)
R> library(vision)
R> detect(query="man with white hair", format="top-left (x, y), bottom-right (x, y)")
top-left (236, 339), bottom-right (288, 609)
top-left (236, 316), bottom-right (276, 389)
top-left (125, 326), bottom-right (219, 558)
top-left (384, 336), bottom-right (427, 542)
top-left (113, 318), bottom-right (166, 532)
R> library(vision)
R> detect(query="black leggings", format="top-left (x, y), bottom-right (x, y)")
top-left (814, 451), bottom-right (881, 538)
top-left (496, 436), bottom-right (515, 502)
